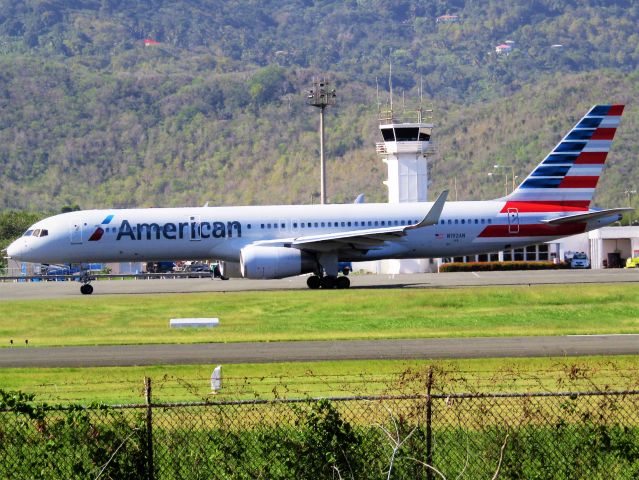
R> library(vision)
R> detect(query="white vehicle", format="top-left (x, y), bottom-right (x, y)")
top-left (6, 105), bottom-right (630, 294)
top-left (570, 252), bottom-right (590, 269)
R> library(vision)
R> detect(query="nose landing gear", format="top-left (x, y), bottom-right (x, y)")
top-left (79, 271), bottom-right (95, 295)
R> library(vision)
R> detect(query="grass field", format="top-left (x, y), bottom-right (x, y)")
top-left (0, 283), bottom-right (637, 347)
top-left (2, 356), bottom-right (638, 405)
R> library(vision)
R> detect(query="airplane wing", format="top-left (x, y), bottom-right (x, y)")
top-left (268, 190), bottom-right (448, 253)
top-left (540, 208), bottom-right (632, 226)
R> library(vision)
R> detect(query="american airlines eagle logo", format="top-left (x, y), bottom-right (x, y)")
top-left (88, 214), bottom-right (114, 241)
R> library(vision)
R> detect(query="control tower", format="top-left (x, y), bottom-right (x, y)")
top-left (376, 108), bottom-right (435, 202)
top-left (376, 106), bottom-right (437, 273)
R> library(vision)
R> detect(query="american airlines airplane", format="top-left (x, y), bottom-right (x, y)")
top-left (5, 104), bottom-right (630, 294)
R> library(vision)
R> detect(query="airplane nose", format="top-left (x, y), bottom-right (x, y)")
top-left (6, 240), bottom-right (24, 260)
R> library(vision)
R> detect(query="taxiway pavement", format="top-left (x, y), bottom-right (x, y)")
top-left (1, 268), bottom-right (638, 300)
top-left (1, 335), bottom-right (638, 368)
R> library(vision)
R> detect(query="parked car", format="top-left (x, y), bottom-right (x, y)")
top-left (570, 252), bottom-right (590, 269)
top-left (146, 262), bottom-right (175, 273)
top-left (626, 257), bottom-right (639, 268)
top-left (43, 264), bottom-right (81, 281)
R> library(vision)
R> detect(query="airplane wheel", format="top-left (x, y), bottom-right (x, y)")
top-left (336, 276), bottom-right (350, 289)
top-left (320, 276), bottom-right (336, 289)
top-left (80, 284), bottom-right (93, 295)
top-left (306, 275), bottom-right (321, 289)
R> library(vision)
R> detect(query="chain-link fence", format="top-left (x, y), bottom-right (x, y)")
top-left (2, 384), bottom-right (639, 479)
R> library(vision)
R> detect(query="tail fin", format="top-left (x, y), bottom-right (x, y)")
top-left (503, 104), bottom-right (624, 212)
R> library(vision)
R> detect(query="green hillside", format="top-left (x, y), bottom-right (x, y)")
top-left (0, 0), bottom-right (637, 218)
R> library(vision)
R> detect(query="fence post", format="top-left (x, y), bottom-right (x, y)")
top-left (145, 377), bottom-right (155, 480)
top-left (426, 367), bottom-right (433, 480)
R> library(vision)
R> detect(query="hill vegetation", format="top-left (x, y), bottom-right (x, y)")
top-left (0, 0), bottom-right (637, 220)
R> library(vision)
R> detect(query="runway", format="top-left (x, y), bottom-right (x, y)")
top-left (2, 268), bottom-right (638, 300)
top-left (2, 335), bottom-right (639, 368)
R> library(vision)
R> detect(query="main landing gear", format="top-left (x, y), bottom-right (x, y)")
top-left (79, 271), bottom-right (95, 295)
top-left (306, 275), bottom-right (350, 290)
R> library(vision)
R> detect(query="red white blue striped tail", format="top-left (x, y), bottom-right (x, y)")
top-left (502, 104), bottom-right (624, 213)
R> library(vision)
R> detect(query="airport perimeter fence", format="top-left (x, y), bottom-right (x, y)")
top-left (2, 381), bottom-right (639, 480)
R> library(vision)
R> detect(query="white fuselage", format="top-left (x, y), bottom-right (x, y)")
top-left (7, 200), bottom-right (618, 265)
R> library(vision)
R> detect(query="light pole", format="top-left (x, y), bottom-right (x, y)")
top-left (487, 172), bottom-right (508, 197)
top-left (494, 164), bottom-right (517, 193)
top-left (307, 78), bottom-right (336, 204)
top-left (625, 189), bottom-right (637, 225)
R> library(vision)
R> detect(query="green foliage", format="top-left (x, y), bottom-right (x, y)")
top-left (0, 389), bottom-right (148, 479)
top-left (0, 1), bottom-right (637, 216)
top-left (288, 399), bottom-right (364, 478)
top-left (4, 392), bottom-right (639, 479)
top-left (439, 261), bottom-right (569, 272)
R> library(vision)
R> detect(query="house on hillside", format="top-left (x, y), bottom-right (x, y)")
top-left (495, 43), bottom-right (513, 54)
top-left (436, 14), bottom-right (460, 24)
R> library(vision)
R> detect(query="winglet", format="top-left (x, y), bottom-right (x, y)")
top-left (406, 190), bottom-right (448, 230)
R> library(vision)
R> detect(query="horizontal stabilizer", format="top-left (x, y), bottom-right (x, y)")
top-left (541, 208), bottom-right (632, 225)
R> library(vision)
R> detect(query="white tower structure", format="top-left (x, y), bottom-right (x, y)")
top-left (376, 108), bottom-right (435, 202)
top-left (376, 106), bottom-right (437, 274)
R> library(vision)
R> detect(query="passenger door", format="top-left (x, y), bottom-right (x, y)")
top-left (70, 222), bottom-right (83, 244)
top-left (507, 208), bottom-right (519, 234)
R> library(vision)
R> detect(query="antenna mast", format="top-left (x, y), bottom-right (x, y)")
top-left (307, 77), bottom-right (337, 205)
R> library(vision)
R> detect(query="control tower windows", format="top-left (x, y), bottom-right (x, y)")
top-left (381, 128), bottom-right (395, 141)
top-left (394, 128), bottom-right (419, 142)
top-left (419, 128), bottom-right (431, 141)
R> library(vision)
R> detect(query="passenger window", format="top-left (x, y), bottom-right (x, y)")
top-left (247, 224), bottom-right (252, 229)
top-left (447, 219), bottom-right (452, 224)
top-left (315, 222), bottom-right (319, 227)
top-left (374, 221), bottom-right (379, 226)
top-left (341, 222), bottom-right (345, 227)
top-left (261, 224), bottom-right (265, 229)
top-left (267, 223), bottom-right (271, 228)
top-left (381, 221), bottom-right (385, 226)
top-left (455, 219), bottom-right (459, 224)
top-left (481, 219), bottom-right (485, 224)
top-left (347, 222), bottom-right (351, 227)
top-left (461, 220), bottom-right (465, 224)
top-left (281, 223), bottom-right (285, 228)
top-left (354, 221), bottom-right (358, 226)
top-left (488, 219), bottom-right (492, 224)
top-left (401, 220), bottom-right (406, 225)
top-left (368, 221), bottom-right (372, 226)
top-left (293, 223), bottom-right (297, 228)
top-left (474, 219), bottom-right (478, 224)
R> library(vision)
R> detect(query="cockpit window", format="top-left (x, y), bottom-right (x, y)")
top-left (40, 229), bottom-right (48, 237)
top-left (23, 229), bottom-right (33, 237)
top-left (33, 229), bottom-right (41, 237)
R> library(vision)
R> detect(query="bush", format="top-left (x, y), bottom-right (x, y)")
top-left (438, 261), bottom-right (568, 272)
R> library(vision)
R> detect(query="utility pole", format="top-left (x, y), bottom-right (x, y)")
top-left (625, 189), bottom-right (637, 225)
top-left (307, 78), bottom-right (336, 204)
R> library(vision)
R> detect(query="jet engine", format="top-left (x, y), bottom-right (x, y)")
top-left (240, 245), bottom-right (315, 279)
